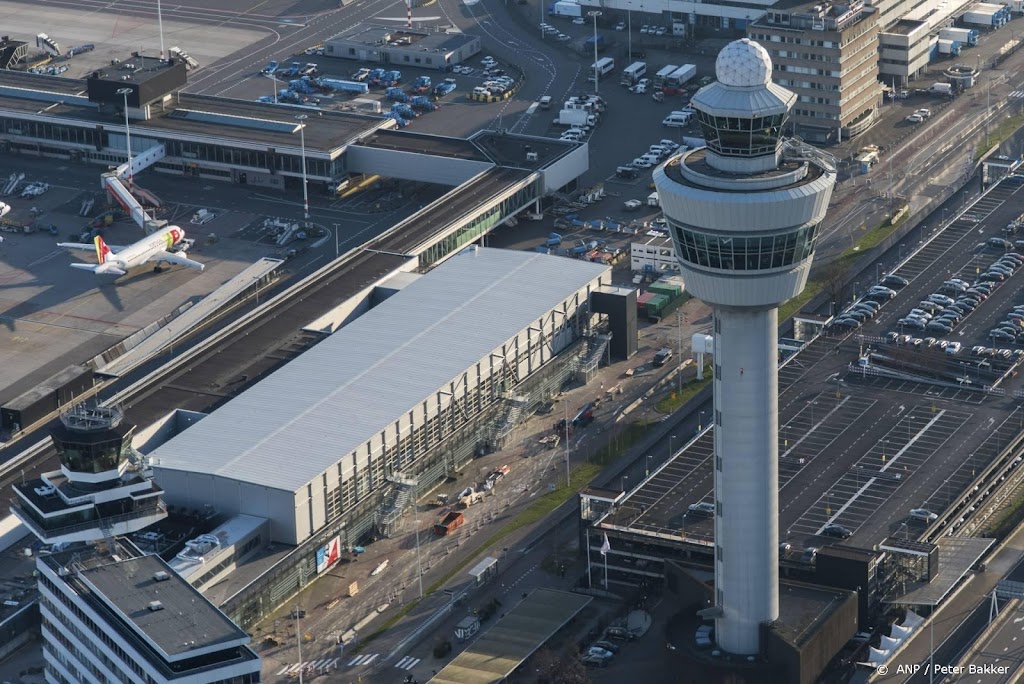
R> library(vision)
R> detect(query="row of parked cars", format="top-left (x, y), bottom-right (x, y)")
top-left (624, 139), bottom-right (683, 170)
top-left (899, 253), bottom-right (1023, 340)
top-left (539, 22), bottom-right (574, 41)
top-left (581, 625), bottom-right (640, 668)
top-left (831, 274), bottom-right (909, 329)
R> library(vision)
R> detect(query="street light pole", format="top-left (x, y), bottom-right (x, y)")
top-left (295, 114), bottom-right (310, 225)
top-left (116, 88), bottom-right (134, 187)
top-left (296, 606), bottom-right (304, 684)
top-left (588, 11), bottom-right (602, 94)
top-left (627, 2), bottom-right (632, 63)
top-left (272, 74), bottom-right (278, 104)
top-left (414, 480), bottom-right (423, 598)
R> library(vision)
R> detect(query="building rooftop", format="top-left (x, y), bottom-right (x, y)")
top-left (150, 248), bottom-right (609, 493)
top-left (374, 167), bottom-right (534, 254)
top-left (87, 54), bottom-right (180, 86)
top-left (472, 131), bottom-right (579, 170)
top-left (774, 581), bottom-right (854, 647)
top-left (885, 19), bottom-right (928, 35)
top-left (330, 26), bottom-right (477, 54)
top-left (359, 129), bottom-right (490, 161)
top-left (45, 552), bottom-right (250, 662)
top-left (0, 71), bottom-right (387, 152)
top-left (429, 588), bottom-right (592, 684)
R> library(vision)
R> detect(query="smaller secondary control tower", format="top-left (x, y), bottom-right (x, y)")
top-left (653, 39), bottom-right (836, 655)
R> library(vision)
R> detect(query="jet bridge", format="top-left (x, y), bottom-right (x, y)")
top-left (102, 143), bottom-right (168, 233)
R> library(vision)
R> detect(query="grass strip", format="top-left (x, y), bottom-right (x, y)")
top-left (654, 375), bottom-right (712, 414)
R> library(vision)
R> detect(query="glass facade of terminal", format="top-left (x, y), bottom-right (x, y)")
top-left (416, 180), bottom-right (538, 268)
top-left (0, 115), bottom-right (340, 181)
top-left (671, 222), bottom-right (817, 271)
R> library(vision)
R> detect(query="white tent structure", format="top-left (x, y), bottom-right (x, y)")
top-left (891, 623), bottom-right (913, 639)
top-left (902, 609), bottom-right (926, 630)
top-left (881, 635), bottom-right (902, 650)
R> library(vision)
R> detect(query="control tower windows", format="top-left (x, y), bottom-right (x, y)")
top-left (672, 224), bottom-right (817, 271)
top-left (696, 111), bottom-right (787, 157)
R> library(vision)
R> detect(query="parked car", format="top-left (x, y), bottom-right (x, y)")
top-left (909, 508), bottom-right (938, 522)
top-left (821, 523), bottom-right (852, 539)
top-left (687, 501), bottom-right (715, 517)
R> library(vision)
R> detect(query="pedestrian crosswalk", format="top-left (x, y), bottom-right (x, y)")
top-left (395, 656), bottom-right (421, 670)
top-left (275, 658), bottom-right (339, 676)
top-left (346, 653), bottom-right (379, 667)
top-left (1010, 90), bottom-right (1024, 99)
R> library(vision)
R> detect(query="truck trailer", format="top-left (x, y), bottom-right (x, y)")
top-left (555, 109), bottom-right (597, 127)
top-left (552, 0), bottom-right (582, 17)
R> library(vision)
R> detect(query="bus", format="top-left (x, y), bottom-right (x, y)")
top-left (620, 61), bottom-right (647, 86)
top-left (589, 57), bottom-right (615, 81)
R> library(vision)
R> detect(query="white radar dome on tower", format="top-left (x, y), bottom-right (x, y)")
top-left (715, 38), bottom-right (773, 88)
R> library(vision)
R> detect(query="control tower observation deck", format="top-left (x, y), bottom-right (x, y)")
top-left (653, 39), bottom-right (836, 655)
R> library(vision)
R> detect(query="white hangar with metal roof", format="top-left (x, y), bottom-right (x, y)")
top-left (150, 247), bottom-right (611, 545)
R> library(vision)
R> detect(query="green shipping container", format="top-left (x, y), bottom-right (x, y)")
top-left (649, 281), bottom-right (681, 298)
top-left (645, 294), bottom-right (670, 315)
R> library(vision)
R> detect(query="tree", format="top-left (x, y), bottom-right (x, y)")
top-left (820, 259), bottom-right (850, 314)
top-left (534, 648), bottom-right (590, 684)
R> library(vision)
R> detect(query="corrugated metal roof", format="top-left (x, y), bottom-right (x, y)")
top-left (151, 248), bottom-right (608, 493)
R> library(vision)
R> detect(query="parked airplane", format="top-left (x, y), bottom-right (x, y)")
top-left (58, 226), bottom-right (204, 275)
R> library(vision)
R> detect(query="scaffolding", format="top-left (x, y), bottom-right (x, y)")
top-left (378, 475), bottom-right (416, 538)
top-left (576, 334), bottom-right (611, 384)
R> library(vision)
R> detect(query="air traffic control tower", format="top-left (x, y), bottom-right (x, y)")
top-left (653, 39), bottom-right (836, 655)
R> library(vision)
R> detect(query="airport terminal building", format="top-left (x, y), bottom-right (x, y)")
top-left (150, 248), bottom-right (610, 546)
top-left (130, 248), bottom-right (619, 625)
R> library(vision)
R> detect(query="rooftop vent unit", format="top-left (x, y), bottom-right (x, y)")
top-left (153, 571), bottom-right (170, 582)
top-left (148, 600), bottom-right (164, 612)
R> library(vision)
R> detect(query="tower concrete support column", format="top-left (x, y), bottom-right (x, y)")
top-left (713, 305), bottom-right (779, 654)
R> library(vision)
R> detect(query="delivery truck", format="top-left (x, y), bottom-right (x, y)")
top-left (555, 109), bottom-right (597, 127)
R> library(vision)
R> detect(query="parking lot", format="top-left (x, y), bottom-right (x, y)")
top-left (827, 180), bottom-right (1024, 387)
top-left (787, 406), bottom-right (973, 539)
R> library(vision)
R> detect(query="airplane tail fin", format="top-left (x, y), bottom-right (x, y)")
top-left (93, 235), bottom-right (112, 265)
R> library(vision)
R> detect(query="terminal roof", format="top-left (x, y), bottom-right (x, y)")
top-left (472, 131), bottom-right (579, 170)
top-left (150, 248), bottom-right (609, 492)
top-left (0, 72), bottom-right (386, 152)
top-left (359, 129), bottom-right (490, 161)
top-left (89, 54), bottom-right (178, 86)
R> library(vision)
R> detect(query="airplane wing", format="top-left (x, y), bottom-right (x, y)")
top-left (57, 242), bottom-right (126, 252)
top-left (69, 262), bottom-right (127, 276)
top-left (149, 250), bottom-right (205, 271)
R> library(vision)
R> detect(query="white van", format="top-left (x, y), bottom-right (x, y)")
top-left (539, 95), bottom-right (552, 110)
top-left (662, 114), bottom-right (689, 127)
